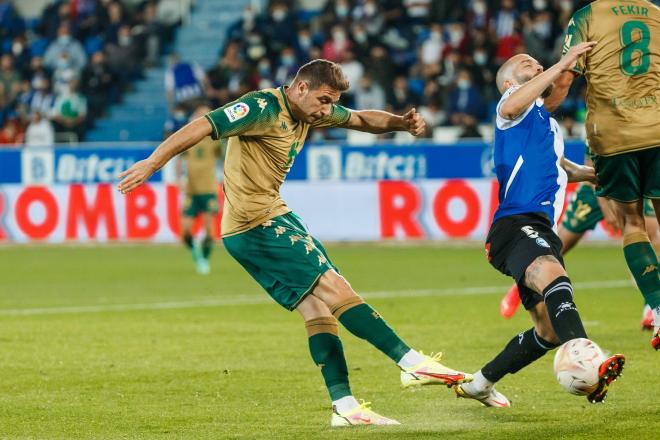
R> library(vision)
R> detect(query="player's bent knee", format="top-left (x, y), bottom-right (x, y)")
top-left (524, 255), bottom-right (566, 292)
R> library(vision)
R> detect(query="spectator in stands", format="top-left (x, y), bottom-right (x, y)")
top-left (206, 41), bottom-right (249, 107)
top-left (51, 52), bottom-right (79, 95)
top-left (8, 34), bottom-right (31, 76)
top-left (165, 53), bottom-right (206, 111)
top-left (365, 45), bottom-right (394, 93)
top-left (322, 25), bottom-right (352, 63)
top-left (43, 23), bottom-right (87, 75)
top-left (294, 26), bottom-right (315, 62)
top-left (263, 2), bottom-right (296, 54)
top-left (418, 82), bottom-right (445, 136)
top-left (273, 47), bottom-right (299, 86)
top-left (20, 75), bottom-right (55, 117)
top-left (25, 110), bottom-right (55, 147)
top-left (163, 103), bottom-right (188, 139)
top-left (0, 54), bottom-right (21, 105)
top-left (339, 50), bottom-right (364, 107)
top-left (491, 0), bottom-right (518, 39)
top-left (458, 115), bottom-right (482, 139)
top-left (420, 23), bottom-right (444, 78)
top-left (389, 75), bottom-right (421, 115)
top-left (51, 79), bottom-right (87, 141)
top-left (105, 24), bottom-right (143, 87)
top-left (349, 23), bottom-right (373, 60)
top-left (354, 73), bottom-right (386, 111)
top-left (352, 0), bottom-right (385, 37)
top-left (81, 51), bottom-right (117, 121)
top-left (447, 69), bottom-right (483, 126)
top-left (0, 114), bottom-right (24, 145)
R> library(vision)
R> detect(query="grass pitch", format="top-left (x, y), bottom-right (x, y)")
top-left (0, 243), bottom-right (658, 439)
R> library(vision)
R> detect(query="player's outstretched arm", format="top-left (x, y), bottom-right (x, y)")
top-left (561, 156), bottom-right (596, 184)
top-left (500, 42), bottom-right (595, 120)
top-left (343, 107), bottom-right (426, 136)
top-left (544, 71), bottom-right (577, 113)
top-left (118, 116), bottom-right (212, 194)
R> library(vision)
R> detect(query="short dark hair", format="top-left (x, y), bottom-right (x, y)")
top-left (293, 59), bottom-right (350, 92)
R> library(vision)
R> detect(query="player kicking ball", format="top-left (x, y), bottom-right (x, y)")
top-left (454, 44), bottom-right (624, 407)
top-left (175, 105), bottom-right (223, 275)
top-left (118, 59), bottom-right (472, 427)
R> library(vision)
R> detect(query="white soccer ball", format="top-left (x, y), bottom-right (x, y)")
top-left (553, 338), bottom-right (605, 395)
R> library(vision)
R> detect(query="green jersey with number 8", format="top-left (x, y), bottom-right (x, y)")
top-left (562, 0), bottom-right (660, 156)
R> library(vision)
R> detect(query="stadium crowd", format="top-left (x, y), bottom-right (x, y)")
top-left (0, 0), bottom-right (179, 145)
top-left (1, 0), bottom-right (592, 146)
top-left (210, 0), bottom-right (589, 140)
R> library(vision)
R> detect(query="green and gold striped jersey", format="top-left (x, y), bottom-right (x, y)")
top-left (205, 86), bottom-right (351, 237)
top-left (182, 137), bottom-right (221, 195)
top-left (562, 0), bottom-right (660, 156)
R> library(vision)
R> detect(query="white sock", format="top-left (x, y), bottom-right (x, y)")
top-left (468, 370), bottom-right (494, 393)
top-left (652, 305), bottom-right (660, 328)
top-left (397, 349), bottom-right (426, 369)
top-left (333, 395), bottom-right (359, 414)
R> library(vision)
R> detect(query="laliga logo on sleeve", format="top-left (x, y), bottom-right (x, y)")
top-left (224, 102), bottom-right (250, 122)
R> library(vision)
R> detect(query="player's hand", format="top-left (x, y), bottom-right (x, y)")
top-left (578, 165), bottom-right (597, 185)
top-left (402, 108), bottom-right (426, 137)
top-left (117, 159), bottom-right (158, 194)
top-left (560, 41), bottom-right (597, 71)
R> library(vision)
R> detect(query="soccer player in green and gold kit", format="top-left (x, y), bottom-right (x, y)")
top-left (550, 0), bottom-right (660, 349)
top-left (118, 60), bottom-right (472, 427)
top-left (175, 105), bottom-right (222, 275)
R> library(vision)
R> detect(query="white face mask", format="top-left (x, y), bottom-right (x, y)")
top-left (533, 0), bottom-right (547, 10)
top-left (474, 51), bottom-right (487, 66)
top-left (333, 31), bottom-right (346, 42)
top-left (473, 1), bottom-right (486, 15)
top-left (533, 20), bottom-right (551, 38)
top-left (430, 31), bottom-right (442, 41)
top-left (272, 9), bottom-right (286, 22)
top-left (457, 79), bottom-right (471, 89)
top-left (364, 3), bottom-right (376, 16)
top-left (336, 6), bottom-right (349, 17)
top-left (59, 35), bottom-right (72, 44)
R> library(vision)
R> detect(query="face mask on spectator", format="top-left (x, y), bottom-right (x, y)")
top-left (119, 35), bottom-right (132, 46)
top-left (333, 30), bottom-right (347, 43)
top-left (364, 2), bottom-right (377, 16)
top-left (474, 51), bottom-right (487, 66)
top-left (299, 35), bottom-right (312, 49)
top-left (174, 110), bottom-right (186, 120)
top-left (335, 5), bottom-right (349, 18)
top-left (457, 79), bottom-right (471, 90)
top-left (258, 61), bottom-right (270, 75)
top-left (559, 0), bottom-right (573, 12)
top-left (59, 35), bottom-right (72, 44)
top-left (272, 8), bottom-right (287, 22)
top-left (533, 0), bottom-right (547, 10)
top-left (430, 30), bottom-right (442, 41)
top-left (449, 28), bottom-right (464, 45)
top-left (354, 31), bottom-right (367, 44)
top-left (12, 42), bottom-right (24, 56)
top-left (533, 20), bottom-right (551, 38)
top-left (473, 0), bottom-right (486, 15)
top-left (281, 55), bottom-right (295, 66)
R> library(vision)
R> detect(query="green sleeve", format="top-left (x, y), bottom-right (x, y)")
top-left (205, 91), bottom-right (279, 140)
top-left (310, 104), bottom-right (352, 128)
top-left (562, 5), bottom-right (592, 75)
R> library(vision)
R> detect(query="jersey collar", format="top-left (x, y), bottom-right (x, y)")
top-left (279, 86), bottom-right (298, 122)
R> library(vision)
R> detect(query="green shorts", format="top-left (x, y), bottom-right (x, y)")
top-left (592, 147), bottom-right (660, 202)
top-left (561, 184), bottom-right (603, 233)
top-left (183, 193), bottom-right (218, 217)
top-left (222, 212), bottom-right (337, 311)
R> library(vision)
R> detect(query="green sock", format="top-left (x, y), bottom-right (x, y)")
top-left (624, 233), bottom-right (660, 309)
top-left (306, 318), bottom-right (352, 401)
top-left (333, 298), bottom-right (410, 363)
top-left (201, 237), bottom-right (213, 259)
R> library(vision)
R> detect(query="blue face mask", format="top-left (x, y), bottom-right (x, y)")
top-left (281, 56), bottom-right (295, 66)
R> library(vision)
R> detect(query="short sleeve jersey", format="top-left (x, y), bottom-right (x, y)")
top-left (183, 136), bottom-right (221, 195)
top-left (562, 0), bottom-right (660, 156)
top-left (205, 86), bottom-right (351, 237)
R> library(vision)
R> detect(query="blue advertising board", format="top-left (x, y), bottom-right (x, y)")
top-left (0, 141), bottom-right (586, 184)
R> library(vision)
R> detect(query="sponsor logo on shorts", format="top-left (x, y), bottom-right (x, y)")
top-left (224, 102), bottom-right (250, 122)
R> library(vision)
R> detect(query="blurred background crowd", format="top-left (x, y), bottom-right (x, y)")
top-left (0, 0), bottom-right (602, 146)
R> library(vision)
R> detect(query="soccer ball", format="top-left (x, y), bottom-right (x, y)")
top-left (553, 338), bottom-right (605, 395)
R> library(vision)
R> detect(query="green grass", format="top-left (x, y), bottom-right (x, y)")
top-left (0, 243), bottom-right (657, 439)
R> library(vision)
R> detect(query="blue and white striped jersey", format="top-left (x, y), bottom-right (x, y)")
top-left (492, 86), bottom-right (567, 227)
